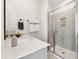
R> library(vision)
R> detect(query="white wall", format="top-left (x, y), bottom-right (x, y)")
top-left (40, 0), bottom-right (48, 42)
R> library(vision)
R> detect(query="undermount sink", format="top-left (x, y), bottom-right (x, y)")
top-left (17, 35), bottom-right (33, 46)
top-left (5, 35), bottom-right (33, 47)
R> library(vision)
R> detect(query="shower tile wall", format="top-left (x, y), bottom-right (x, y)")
top-left (55, 6), bottom-right (76, 52)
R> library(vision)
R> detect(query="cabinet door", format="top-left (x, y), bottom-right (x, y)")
top-left (20, 48), bottom-right (47, 59)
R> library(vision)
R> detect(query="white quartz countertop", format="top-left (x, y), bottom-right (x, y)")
top-left (2, 35), bottom-right (49, 59)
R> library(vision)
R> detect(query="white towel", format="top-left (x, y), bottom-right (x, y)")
top-left (29, 20), bottom-right (40, 32)
top-left (35, 24), bottom-right (40, 32)
top-left (29, 24), bottom-right (36, 32)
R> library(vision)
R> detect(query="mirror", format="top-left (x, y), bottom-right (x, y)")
top-left (4, 0), bottom-right (26, 39)
top-left (4, 0), bottom-right (43, 40)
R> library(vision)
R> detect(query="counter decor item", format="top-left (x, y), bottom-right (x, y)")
top-left (15, 31), bottom-right (21, 38)
top-left (9, 31), bottom-right (17, 47)
top-left (11, 36), bottom-right (17, 47)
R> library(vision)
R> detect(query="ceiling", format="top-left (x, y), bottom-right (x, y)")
top-left (48, 0), bottom-right (75, 9)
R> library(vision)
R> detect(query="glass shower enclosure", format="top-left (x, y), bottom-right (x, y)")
top-left (48, 1), bottom-right (77, 59)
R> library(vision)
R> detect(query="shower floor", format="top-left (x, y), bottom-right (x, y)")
top-left (48, 46), bottom-right (77, 59)
top-left (48, 51), bottom-right (62, 59)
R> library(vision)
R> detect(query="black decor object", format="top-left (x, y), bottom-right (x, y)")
top-left (18, 19), bottom-right (24, 30)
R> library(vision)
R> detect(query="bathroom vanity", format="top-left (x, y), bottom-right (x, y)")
top-left (2, 35), bottom-right (49, 59)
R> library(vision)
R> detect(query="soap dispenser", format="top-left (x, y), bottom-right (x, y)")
top-left (18, 19), bottom-right (24, 30)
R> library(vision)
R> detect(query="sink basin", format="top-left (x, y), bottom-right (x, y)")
top-left (4, 35), bottom-right (33, 47)
top-left (17, 36), bottom-right (32, 46)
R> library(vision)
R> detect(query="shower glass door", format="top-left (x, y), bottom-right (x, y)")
top-left (48, 12), bottom-right (55, 52)
top-left (55, 2), bottom-right (77, 59)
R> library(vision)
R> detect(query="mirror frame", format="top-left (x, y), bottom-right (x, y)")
top-left (4, 0), bottom-right (6, 40)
